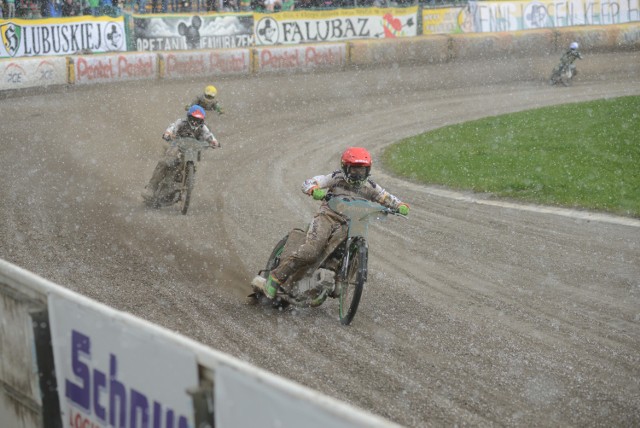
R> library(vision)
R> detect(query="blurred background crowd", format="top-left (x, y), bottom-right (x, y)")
top-left (0, 0), bottom-right (460, 18)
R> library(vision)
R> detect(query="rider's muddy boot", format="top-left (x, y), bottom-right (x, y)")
top-left (141, 186), bottom-right (155, 200)
top-left (141, 163), bottom-right (167, 200)
top-left (251, 274), bottom-right (281, 299)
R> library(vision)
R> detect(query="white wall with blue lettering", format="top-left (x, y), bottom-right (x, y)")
top-left (49, 295), bottom-right (198, 428)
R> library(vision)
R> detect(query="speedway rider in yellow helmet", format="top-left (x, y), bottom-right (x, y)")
top-left (185, 85), bottom-right (224, 115)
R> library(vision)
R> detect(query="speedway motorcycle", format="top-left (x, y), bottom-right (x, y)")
top-left (549, 63), bottom-right (577, 86)
top-left (249, 196), bottom-right (406, 325)
top-left (143, 137), bottom-right (210, 215)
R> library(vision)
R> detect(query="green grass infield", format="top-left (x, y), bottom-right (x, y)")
top-left (383, 96), bottom-right (640, 218)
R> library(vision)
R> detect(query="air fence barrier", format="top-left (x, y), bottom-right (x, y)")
top-left (1, 24), bottom-right (639, 91)
top-left (0, 258), bottom-right (401, 428)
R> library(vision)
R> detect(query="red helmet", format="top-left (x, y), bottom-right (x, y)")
top-left (341, 147), bottom-right (372, 186)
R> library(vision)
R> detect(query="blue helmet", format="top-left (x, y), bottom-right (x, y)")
top-left (187, 105), bottom-right (206, 130)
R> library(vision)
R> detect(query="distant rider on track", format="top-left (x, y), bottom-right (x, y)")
top-left (185, 85), bottom-right (224, 116)
top-left (142, 105), bottom-right (220, 200)
top-left (550, 42), bottom-right (583, 85)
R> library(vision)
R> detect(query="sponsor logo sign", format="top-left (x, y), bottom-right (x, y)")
top-left (1, 57), bottom-right (67, 89)
top-left (422, 7), bottom-right (464, 34)
top-left (162, 49), bottom-right (250, 78)
top-left (2, 61), bottom-right (26, 84)
top-left (254, 7), bottom-right (419, 46)
top-left (133, 13), bottom-right (254, 51)
top-left (0, 16), bottom-right (126, 58)
top-left (49, 295), bottom-right (198, 427)
top-left (74, 53), bottom-right (157, 84)
top-left (257, 44), bottom-right (346, 72)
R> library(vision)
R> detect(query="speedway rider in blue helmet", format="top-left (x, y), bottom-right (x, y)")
top-left (142, 105), bottom-right (220, 200)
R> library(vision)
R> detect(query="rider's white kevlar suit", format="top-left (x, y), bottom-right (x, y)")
top-left (269, 170), bottom-right (405, 287)
top-left (554, 48), bottom-right (583, 75)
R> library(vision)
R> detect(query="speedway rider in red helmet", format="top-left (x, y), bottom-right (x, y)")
top-left (254, 147), bottom-right (410, 299)
top-left (142, 105), bottom-right (219, 200)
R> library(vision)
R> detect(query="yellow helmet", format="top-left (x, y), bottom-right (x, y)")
top-left (204, 85), bottom-right (217, 99)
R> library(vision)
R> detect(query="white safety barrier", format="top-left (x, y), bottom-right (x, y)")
top-left (1, 24), bottom-right (639, 91)
top-left (0, 258), bottom-right (399, 428)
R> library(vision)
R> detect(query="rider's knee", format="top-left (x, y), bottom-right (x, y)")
top-left (294, 243), bottom-right (323, 264)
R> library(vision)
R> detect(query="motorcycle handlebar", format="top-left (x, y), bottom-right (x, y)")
top-left (324, 195), bottom-right (408, 218)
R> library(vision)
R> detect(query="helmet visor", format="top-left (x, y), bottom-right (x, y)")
top-left (205, 94), bottom-right (215, 100)
top-left (347, 166), bottom-right (368, 183)
top-left (188, 116), bottom-right (204, 128)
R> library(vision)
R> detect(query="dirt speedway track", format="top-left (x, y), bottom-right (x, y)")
top-left (2, 51), bottom-right (640, 427)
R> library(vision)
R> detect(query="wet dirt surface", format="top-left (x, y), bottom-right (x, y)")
top-left (1, 52), bottom-right (640, 427)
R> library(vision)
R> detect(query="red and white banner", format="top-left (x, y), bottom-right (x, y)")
top-left (159, 49), bottom-right (250, 79)
top-left (255, 43), bottom-right (346, 73)
top-left (72, 52), bottom-right (158, 85)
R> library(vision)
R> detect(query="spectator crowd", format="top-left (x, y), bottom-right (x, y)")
top-left (1, 0), bottom-right (429, 18)
top-left (0, 0), bottom-right (122, 17)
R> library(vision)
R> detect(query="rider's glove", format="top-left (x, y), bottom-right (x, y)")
top-left (397, 203), bottom-right (409, 216)
top-left (218, 107), bottom-right (225, 115)
top-left (311, 187), bottom-right (327, 200)
top-left (162, 132), bottom-right (172, 141)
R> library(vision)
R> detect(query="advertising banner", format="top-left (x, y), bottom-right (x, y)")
top-left (0, 56), bottom-right (67, 90)
top-left (133, 13), bottom-right (254, 51)
top-left (462, 0), bottom-right (640, 33)
top-left (255, 43), bottom-right (346, 72)
top-left (254, 7), bottom-right (419, 46)
top-left (72, 52), bottom-right (158, 84)
top-left (160, 49), bottom-right (250, 78)
top-left (0, 16), bottom-right (126, 59)
top-left (422, 7), bottom-right (465, 34)
top-left (49, 295), bottom-right (198, 428)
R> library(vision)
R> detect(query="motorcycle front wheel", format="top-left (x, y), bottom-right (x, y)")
top-left (338, 238), bottom-right (368, 325)
top-left (180, 163), bottom-right (195, 215)
top-left (265, 235), bottom-right (288, 273)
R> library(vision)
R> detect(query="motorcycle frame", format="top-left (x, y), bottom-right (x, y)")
top-left (154, 138), bottom-right (207, 206)
top-left (281, 197), bottom-right (388, 302)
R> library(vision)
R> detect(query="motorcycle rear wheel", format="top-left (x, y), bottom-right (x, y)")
top-left (338, 238), bottom-right (368, 325)
top-left (181, 163), bottom-right (195, 215)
